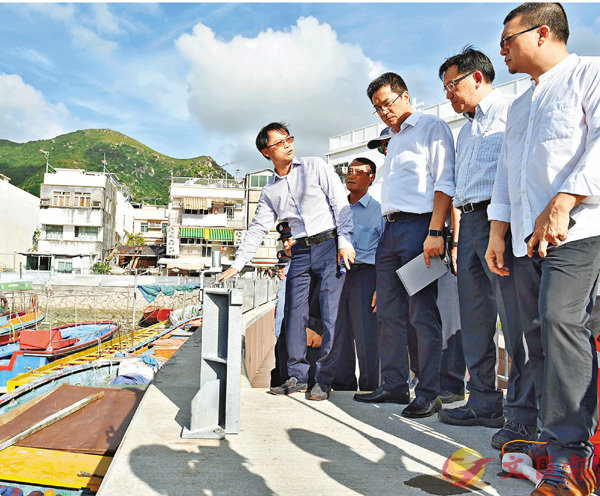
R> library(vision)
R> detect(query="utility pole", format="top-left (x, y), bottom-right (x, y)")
top-left (221, 160), bottom-right (242, 187)
top-left (40, 150), bottom-right (50, 173)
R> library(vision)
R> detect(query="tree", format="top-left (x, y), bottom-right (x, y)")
top-left (125, 233), bottom-right (146, 246)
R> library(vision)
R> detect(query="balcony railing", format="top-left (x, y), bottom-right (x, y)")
top-left (171, 177), bottom-right (244, 189)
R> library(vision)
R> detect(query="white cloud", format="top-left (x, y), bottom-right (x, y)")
top-left (91, 4), bottom-right (122, 35)
top-left (176, 16), bottom-right (384, 166)
top-left (0, 74), bottom-right (70, 142)
top-left (11, 47), bottom-right (53, 70)
top-left (70, 25), bottom-right (118, 57)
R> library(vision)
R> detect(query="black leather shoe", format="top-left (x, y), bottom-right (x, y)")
top-left (439, 390), bottom-right (465, 404)
top-left (401, 396), bottom-right (442, 418)
top-left (353, 385), bottom-right (410, 404)
top-left (437, 404), bottom-right (505, 427)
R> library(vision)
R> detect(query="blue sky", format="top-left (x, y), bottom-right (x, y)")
top-left (1, 3), bottom-right (599, 174)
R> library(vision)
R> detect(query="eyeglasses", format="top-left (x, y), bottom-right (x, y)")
top-left (347, 168), bottom-right (372, 177)
top-left (265, 136), bottom-right (294, 149)
top-left (500, 25), bottom-right (541, 50)
top-left (372, 92), bottom-right (404, 115)
top-left (443, 71), bottom-right (475, 93)
top-left (377, 141), bottom-right (389, 155)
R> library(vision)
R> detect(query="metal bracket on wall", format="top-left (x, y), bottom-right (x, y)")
top-left (182, 287), bottom-right (243, 439)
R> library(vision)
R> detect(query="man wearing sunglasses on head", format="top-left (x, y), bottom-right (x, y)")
top-left (353, 73), bottom-right (455, 419)
top-left (219, 122), bottom-right (355, 401)
top-left (330, 157), bottom-right (385, 392)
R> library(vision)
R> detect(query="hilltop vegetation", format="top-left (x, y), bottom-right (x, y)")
top-left (0, 129), bottom-right (226, 203)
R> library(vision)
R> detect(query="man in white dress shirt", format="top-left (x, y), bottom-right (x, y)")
top-left (353, 72), bottom-right (455, 419)
top-left (436, 46), bottom-right (538, 451)
top-left (486, 3), bottom-right (600, 494)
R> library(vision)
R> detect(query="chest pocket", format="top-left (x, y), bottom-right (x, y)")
top-left (354, 224), bottom-right (377, 251)
top-left (537, 100), bottom-right (580, 142)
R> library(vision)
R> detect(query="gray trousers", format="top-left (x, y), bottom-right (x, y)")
top-left (457, 210), bottom-right (537, 425)
top-left (514, 235), bottom-right (600, 464)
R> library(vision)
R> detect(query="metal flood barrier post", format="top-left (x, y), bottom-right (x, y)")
top-left (182, 287), bottom-right (243, 439)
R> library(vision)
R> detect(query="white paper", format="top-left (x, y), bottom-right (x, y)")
top-left (396, 253), bottom-right (448, 296)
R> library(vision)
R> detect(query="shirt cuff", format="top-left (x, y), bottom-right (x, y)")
top-left (434, 184), bottom-right (455, 198)
top-left (337, 235), bottom-right (353, 250)
top-left (231, 259), bottom-right (246, 273)
top-left (487, 203), bottom-right (511, 223)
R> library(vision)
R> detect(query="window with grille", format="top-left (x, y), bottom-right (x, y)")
top-left (73, 192), bottom-right (92, 207)
top-left (74, 226), bottom-right (98, 240)
top-left (45, 225), bottom-right (63, 239)
top-left (52, 191), bottom-right (71, 207)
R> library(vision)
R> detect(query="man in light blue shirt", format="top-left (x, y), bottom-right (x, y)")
top-left (353, 72), bottom-right (455, 419)
top-left (329, 157), bottom-right (384, 392)
top-left (436, 47), bottom-right (537, 451)
top-left (219, 122), bottom-right (355, 401)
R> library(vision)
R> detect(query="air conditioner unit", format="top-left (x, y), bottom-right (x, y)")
top-left (40, 198), bottom-right (50, 207)
top-left (92, 201), bottom-right (102, 209)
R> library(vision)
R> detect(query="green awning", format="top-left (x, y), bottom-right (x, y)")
top-left (180, 227), bottom-right (204, 238)
top-left (207, 228), bottom-right (233, 242)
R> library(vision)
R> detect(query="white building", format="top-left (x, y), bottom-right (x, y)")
top-left (243, 168), bottom-right (279, 266)
top-left (0, 174), bottom-right (40, 271)
top-left (33, 168), bottom-right (130, 274)
top-left (131, 203), bottom-right (168, 247)
top-left (160, 176), bottom-right (246, 273)
top-left (326, 77), bottom-right (532, 200)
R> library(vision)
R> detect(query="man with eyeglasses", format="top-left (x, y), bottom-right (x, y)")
top-left (436, 46), bottom-right (538, 451)
top-left (368, 127), bottom-right (466, 405)
top-left (485, 3), bottom-right (600, 494)
top-left (219, 122), bottom-right (355, 401)
top-left (329, 157), bottom-right (384, 392)
top-left (353, 73), bottom-right (455, 419)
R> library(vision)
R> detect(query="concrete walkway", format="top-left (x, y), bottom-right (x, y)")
top-left (98, 328), bottom-right (535, 496)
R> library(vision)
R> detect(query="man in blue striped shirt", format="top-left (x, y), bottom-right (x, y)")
top-left (219, 122), bottom-right (355, 401)
top-left (436, 47), bottom-right (537, 450)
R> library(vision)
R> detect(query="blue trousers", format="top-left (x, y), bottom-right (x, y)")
top-left (514, 236), bottom-right (600, 464)
top-left (457, 210), bottom-right (537, 424)
top-left (331, 264), bottom-right (380, 391)
top-left (285, 238), bottom-right (345, 385)
top-left (375, 214), bottom-right (442, 400)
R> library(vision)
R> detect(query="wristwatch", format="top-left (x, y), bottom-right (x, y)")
top-left (428, 229), bottom-right (443, 237)
top-left (451, 241), bottom-right (459, 248)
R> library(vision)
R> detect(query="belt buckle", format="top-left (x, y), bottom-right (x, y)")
top-left (463, 203), bottom-right (475, 213)
top-left (385, 213), bottom-right (394, 222)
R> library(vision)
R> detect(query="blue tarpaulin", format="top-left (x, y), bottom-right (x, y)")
top-left (138, 284), bottom-right (199, 303)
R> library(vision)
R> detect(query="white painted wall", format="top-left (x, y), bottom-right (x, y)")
top-left (0, 178), bottom-right (40, 270)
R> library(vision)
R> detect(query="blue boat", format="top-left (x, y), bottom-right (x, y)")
top-left (0, 321), bottom-right (120, 388)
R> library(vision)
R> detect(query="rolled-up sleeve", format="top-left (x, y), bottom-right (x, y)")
top-left (488, 139), bottom-right (511, 222)
top-left (231, 190), bottom-right (277, 272)
top-left (558, 68), bottom-right (600, 203)
top-left (430, 120), bottom-right (456, 198)
top-left (317, 159), bottom-right (354, 249)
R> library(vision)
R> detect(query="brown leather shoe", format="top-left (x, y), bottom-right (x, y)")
top-left (530, 462), bottom-right (596, 496)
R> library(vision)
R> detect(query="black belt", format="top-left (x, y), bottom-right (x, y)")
top-left (384, 211), bottom-right (429, 223)
top-left (295, 228), bottom-right (337, 246)
top-left (458, 200), bottom-right (490, 214)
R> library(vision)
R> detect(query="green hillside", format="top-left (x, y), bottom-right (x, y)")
top-left (0, 129), bottom-right (226, 203)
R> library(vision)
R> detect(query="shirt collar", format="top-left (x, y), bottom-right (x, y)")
top-left (357, 192), bottom-right (371, 207)
top-left (391, 111), bottom-right (422, 134)
top-left (462, 88), bottom-right (501, 121)
top-left (273, 157), bottom-right (301, 180)
top-left (537, 53), bottom-right (577, 86)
